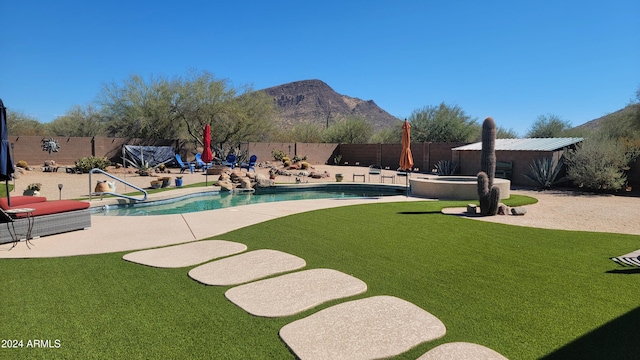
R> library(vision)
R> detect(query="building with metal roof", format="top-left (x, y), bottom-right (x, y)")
top-left (452, 137), bottom-right (584, 187)
top-left (452, 138), bottom-right (584, 151)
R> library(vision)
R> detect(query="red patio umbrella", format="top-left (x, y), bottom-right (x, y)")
top-left (202, 124), bottom-right (213, 185)
top-left (399, 119), bottom-right (413, 196)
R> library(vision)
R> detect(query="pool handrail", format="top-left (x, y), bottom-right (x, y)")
top-left (89, 168), bottom-right (148, 202)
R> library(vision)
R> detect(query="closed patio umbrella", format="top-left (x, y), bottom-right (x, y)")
top-left (202, 124), bottom-right (213, 186)
top-left (0, 99), bottom-right (15, 206)
top-left (399, 119), bottom-right (413, 196)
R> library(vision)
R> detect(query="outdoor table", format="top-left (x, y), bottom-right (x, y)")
top-left (381, 174), bottom-right (395, 183)
top-left (5, 208), bottom-right (36, 250)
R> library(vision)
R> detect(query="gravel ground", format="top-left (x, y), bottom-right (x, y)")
top-left (9, 165), bottom-right (640, 236)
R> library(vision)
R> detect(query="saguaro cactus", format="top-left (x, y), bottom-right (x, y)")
top-left (477, 117), bottom-right (501, 215)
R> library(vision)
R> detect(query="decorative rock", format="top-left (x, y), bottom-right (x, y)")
top-left (219, 173), bottom-right (230, 181)
top-left (466, 204), bottom-right (477, 214)
top-left (44, 160), bottom-right (56, 166)
top-left (216, 179), bottom-right (233, 191)
top-left (240, 178), bottom-right (252, 189)
top-left (511, 207), bottom-right (527, 216)
top-left (497, 204), bottom-right (508, 215)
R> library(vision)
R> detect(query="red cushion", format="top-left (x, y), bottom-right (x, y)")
top-left (0, 196), bottom-right (47, 210)
top-left (8, 200), bottom-right (90, 218)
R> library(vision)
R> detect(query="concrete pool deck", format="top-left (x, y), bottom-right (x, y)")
top-left (0, 191), bottom-right (427, 258)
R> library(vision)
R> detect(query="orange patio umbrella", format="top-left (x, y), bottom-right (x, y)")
top-left (399, 119), bottom-right (413, 196)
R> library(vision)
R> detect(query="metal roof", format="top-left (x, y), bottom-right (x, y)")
top-left (452, 137), bottom-right (584, 151)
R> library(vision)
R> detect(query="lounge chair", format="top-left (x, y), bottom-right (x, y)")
top-left (240, 155), bottom-right (257, 172)
top-left (195, 153), bottom-right (210, 171)
top-left (175, 154), bottom-right (190, 173)
top-left (610, 249), bottom-right (640, 267)
top-left (368, 165), bottom-right (382, 182)
top-left (222, 154), bottom-right (236, 169)
top-left (0, 196), bottom-right (91, 245)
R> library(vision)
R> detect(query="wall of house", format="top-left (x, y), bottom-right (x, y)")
top-left (454, 149), bottom-right (569, 187)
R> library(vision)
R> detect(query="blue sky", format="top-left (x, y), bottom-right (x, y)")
top-left (2, 0), bottom-right (638, 136)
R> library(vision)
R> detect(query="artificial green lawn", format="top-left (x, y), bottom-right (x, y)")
top-left (1, 195), bottom-right (639, 359)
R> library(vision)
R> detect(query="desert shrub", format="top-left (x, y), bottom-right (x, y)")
top-left (282, 156), bottom-right (290, 164)
top-left (564, 136), bottom-right (636, 191)
top-left (283, 160), bottom-right (291, 167)
top-left (75, 156), bottom-right (111, 173)
top-left (292, 154), bottom-right (308, 162)
top-left (16, 160), bottom-right (28, 168)
top-left (524, 157), bottom-right (567, 189)
top-left (300, 161), bottom-right (310, 170)
top-left (271, 150), bottom-right (286, 161)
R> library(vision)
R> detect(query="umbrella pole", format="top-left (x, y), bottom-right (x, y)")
top-left (405, 172), bottom-right (409, 197)
top-left (5, 180), bottom-right (10, 207)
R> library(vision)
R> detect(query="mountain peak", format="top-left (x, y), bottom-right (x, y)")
top-left (261, 80), bottom-right (400, 130)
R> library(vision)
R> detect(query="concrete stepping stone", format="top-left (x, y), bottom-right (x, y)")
top-left (225, 268), bottom-right (367, 317)
top-left (417, 342), bottom-right (508, 360)
top-left (188, 249), bottom-right (306, 286)
top-left (279, 295), bottom-right (446, 360)
top-left (123, 240), bottom-right (247, 268)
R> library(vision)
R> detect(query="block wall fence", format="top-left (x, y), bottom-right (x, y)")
top-left (8, 136), bottom-right (639, 189)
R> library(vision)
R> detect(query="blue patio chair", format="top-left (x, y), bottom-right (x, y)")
top-left (222, 154), bottom-right (236, 169)
top-left (240, 155), bottom-right (257, 172)
top-left (195, 153), bottom-right (210, 171)
top-left (175, 154), bottom-right (190, 173)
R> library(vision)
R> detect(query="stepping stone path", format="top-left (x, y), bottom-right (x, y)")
top-left (225, 268), bottom-right (367, 317)
top-left (124, 240), bottom-right (509, 359)
top-left (189, 249), bottom-right (306, 285)
top-left (280, 295), bottom-right (446, 360)
top-left (123, 240), bottom-right (247, 268)
top-left (417, 342), bottom-right (509, 360)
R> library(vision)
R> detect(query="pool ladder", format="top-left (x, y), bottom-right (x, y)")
top-left (89, 168), bottom-right (148, 202)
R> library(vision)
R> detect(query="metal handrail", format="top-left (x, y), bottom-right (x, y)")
top-left (89, 168), bottom-right (148, 202)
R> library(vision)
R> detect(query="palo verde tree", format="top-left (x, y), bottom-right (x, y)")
top-left (99, 74), bottom-right (180, 139)
top-left (6, 110), bottom-right (47, 136)
top-left (409, 102), bottom-right (479, 142)
top-left (98, 70), bottom-right (276, 148)
top-left (47, 105), bottom-right (106, 137)
top-left (526, 114), bottom-right (572, 138)
top-left (322, 117), bottom-right (373, 144)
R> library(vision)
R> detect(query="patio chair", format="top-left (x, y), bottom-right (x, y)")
top-left (175, 154), bottom-right (190, 173)
top-left (610, 249), bottom-right (640, 267)
top-left (222, 154), bottom-right (236, 169)
top-left (195, 153), bottom-right (210, 171)
top-left (240, 155), bottom-right (257, 172)
top-left (368, 164), bottom-right (382, 182)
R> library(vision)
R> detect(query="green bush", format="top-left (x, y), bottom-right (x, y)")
top-left (271, 150), bottom-right (286, 161)
top-left (564, 136), bottom-right (636, 191)
top-left (75, 156), bottom-right (111, 173)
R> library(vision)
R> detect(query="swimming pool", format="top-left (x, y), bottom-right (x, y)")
top-left (92, 186), bottom-right (405, 216)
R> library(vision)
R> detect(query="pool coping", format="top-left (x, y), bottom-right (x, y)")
top-left (88, 182), bottom-right (409, 213)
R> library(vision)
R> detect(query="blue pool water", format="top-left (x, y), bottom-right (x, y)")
top-left (92, 188), bottom-right (403, 216)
